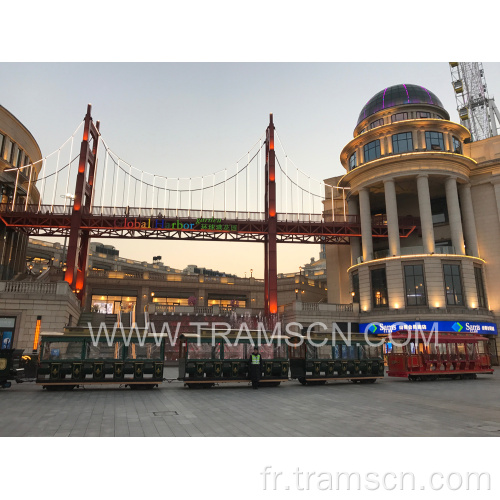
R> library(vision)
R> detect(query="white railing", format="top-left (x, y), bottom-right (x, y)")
top-left (0, 282), bottom-right (57, 294)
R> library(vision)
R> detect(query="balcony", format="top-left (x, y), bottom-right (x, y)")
top-left (146, 303), bottom-right (265, 316)
top-left (87, 268), bottom-right (263, 285)
top-left (357, 245), bottom-right (468, 264)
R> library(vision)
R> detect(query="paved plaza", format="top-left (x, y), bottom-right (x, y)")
top-left (1, 368), bottom-right (500, 437)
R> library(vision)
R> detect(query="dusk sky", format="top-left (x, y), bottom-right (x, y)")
top-left (3, 61), bottom-right (500, 278)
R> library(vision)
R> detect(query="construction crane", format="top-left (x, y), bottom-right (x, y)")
top-left (449, 62), bottom-right (500, 142)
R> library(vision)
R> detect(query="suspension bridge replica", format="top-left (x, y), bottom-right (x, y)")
top-left (0, 105), bottom-right (420, 316)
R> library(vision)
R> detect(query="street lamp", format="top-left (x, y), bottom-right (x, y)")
top-left (60, 194), bottom-right (75, 268)
top-left (250, 269), bottom-right (253, 278)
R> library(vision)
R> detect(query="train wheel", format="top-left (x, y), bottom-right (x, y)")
top-left (408, 375), bottom-right (415, 382)
top-left (298, 377), bottom-right (307, 386)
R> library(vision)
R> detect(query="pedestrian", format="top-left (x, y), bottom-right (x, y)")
top-left (248, 346), bottom-right (262, 389)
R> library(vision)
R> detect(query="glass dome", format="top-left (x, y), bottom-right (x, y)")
top-left (356, 84), bottom-right (447, 126)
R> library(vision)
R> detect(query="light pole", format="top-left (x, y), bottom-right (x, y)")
top-left (250, 269), bottom-right (253, 278)
top-left (60, 193), bottom-right (75, 268)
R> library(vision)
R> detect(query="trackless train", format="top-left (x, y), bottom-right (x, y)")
top-left (1, 326), bottom-right (495, 390)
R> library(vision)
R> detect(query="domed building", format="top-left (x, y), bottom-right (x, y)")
top-left (0, 105), bottom-right (42, 279)
top-left (324, 83), bottom-right (500, 361)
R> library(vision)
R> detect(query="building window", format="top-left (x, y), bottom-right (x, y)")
top-left (16, 148), bottom-right (23, 168)
top-left (474, 266), bottom-right (487, 309)
top-left (9, 144), bottom-right (16, 164)
top-left (404, 264), bottom-right (427, 306)
top-left (349, 151), bottom-right (357, 170)
top-left (392, 132), bottom-right (413, 153)
top-left (363, 140), bottom-right (381, 162)
top-left (391, 112), bottom-right (408, 123)
top-left (452, 136), bottom-right (462, 154)
top-left (352, 272), bottom-right (359, 303)
top-left (418, 111), bottom-right (431, 118)
top-left (0, 134), bottom-right (4, 157)
top-left (3, 138), bottom-right (12, 163)
top-left (371, 267), bottom-right (388, 308)
top-left (443, 264), bottom-right (464, 306)
top-left (369, 118), bottom-right (384, 129)
top-left (425, 131), bottom-right (444, 151)
top-left (431, 198), bottom-right (448, 225)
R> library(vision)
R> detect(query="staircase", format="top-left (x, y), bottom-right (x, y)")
top-left (77, 313), bottom-right (118, 328)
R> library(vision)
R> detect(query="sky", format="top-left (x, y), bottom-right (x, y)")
top-left (2, 2), bottom-right (500, 279)
top-left (3, 61), bottom-right (500, 278)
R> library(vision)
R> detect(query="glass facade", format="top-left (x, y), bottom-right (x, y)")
top-left (474, 266), bottom-right (487, 309)
top-left (443, 264), bottom-right (464, 306)
top-left (371, 267), bottom-right (388, 308)
top-left (404, 264), bottom-right (426, 306)
top-left (364, 140), bottom-right (381, 162)
top-left (352, 272), bottom-right (359, 303)
top-left (425, 131), bottom-right (444, 151)
top-left (431, 197), bottom-right (448, 224)
top-left (418, 111), bottom-right (431, 118)
top-left (392, 132), bottom-right (413, 153)
top-left (370, 118), bottom-right (384, 129)
top-left (349, 151), bottom-right (357, 170)
top-left (452, 136), bottom-right (462, 154)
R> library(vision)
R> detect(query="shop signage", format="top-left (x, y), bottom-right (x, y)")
top-left (360, 320), bottom-right (498, 335)
top-left (114, 217), bottom-right (238, 232)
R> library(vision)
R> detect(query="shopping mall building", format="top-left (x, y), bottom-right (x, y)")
top-left (324, 83), bottom-right (500, 362)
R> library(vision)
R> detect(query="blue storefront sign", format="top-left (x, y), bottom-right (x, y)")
top-left (360, 320), bottom-right (498, 335)
top-left (1, 331), bottom-right (12, 349)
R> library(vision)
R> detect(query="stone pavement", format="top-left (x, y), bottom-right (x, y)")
top-left (1, 368), bottom-right (500, 437)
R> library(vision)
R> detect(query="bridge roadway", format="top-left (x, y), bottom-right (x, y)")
top-left (0, 204), bottom-right (419, 244)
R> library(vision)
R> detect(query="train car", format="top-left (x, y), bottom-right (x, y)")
top-left (386, 332), bottom-right (494, 381)
top-left (289, 333), bottom-right (385, 385)
top-left (36, 327), bottom-right (165, 390)
top-left (178, 330), bottom-right (289, 388)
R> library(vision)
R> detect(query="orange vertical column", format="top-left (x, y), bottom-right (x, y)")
top-left (266, 114), bottom-right (278, 315)
top-left (64, 104), bottom-right (99, 303)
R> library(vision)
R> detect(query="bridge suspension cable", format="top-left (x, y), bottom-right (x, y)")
top-left (4, 114), bottom-right (348, 223)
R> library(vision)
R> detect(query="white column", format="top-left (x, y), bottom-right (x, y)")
top-left (347, 196), bottom-right (361, 265)
top-left (386, 135), bottom-right (393, 154)
top-left (416, 174), bottom-right (435, 254)
top-left (458, 183), bottom-right (479, 257)
top-left (384, 178), bottom-right (400, 256)
top-left (358, 146), bottom-right (364, 165)
top-left (358, 188), bottom-right (373, 262)
top-left (445, 176), bottom-right (465, 255)
top-left (380, 137), bottom-right (386, 156)
top-left (443, 132), bottom-right (452, 152)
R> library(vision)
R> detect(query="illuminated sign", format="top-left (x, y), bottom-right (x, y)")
top-left (360, 320), bottom-right (497, 335)
top-left (114, 217), bottom-right (238, 232)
